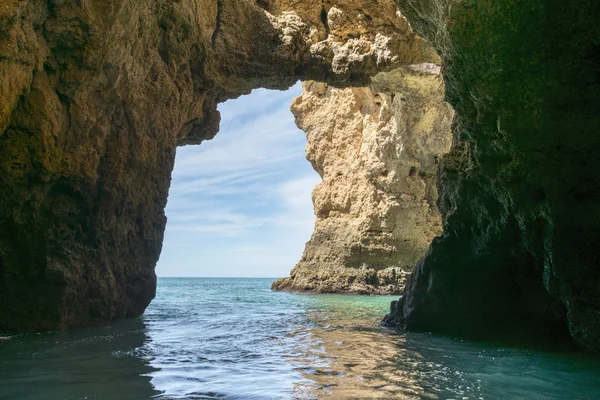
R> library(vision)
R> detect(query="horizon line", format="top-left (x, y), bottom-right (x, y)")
top-left (157, 276), bottom-right (282, 279)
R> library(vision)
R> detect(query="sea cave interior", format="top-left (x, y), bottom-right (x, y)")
top-left (1, 0), bottom-right (600, 399)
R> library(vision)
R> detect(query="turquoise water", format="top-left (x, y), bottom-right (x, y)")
top-left (1, 278), bottom-right (599, 399)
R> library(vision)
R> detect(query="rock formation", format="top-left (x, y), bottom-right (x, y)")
top-left (383, 0), bottom-right (600, 351)
top-left (272, 67), bottom-right (452, 294)
top-left (3, 0), bottom-right (600, 354)
top-left (0, 0), bottom-right (435, 332)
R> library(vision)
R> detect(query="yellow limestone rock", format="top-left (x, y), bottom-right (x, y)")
top-left (273, 66), bottom-right (453, 294)
top-left (0, 0), bottom-right (443, 330)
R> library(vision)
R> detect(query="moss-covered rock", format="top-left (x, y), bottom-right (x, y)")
top-left (385, 0), bottom-right (600, 351)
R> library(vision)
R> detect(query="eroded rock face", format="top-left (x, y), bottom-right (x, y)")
top-left (273, 66), bottom-right (452, 294)
top-left (0, 0), bottom-right (435, 331)
top-left (384, 0), bottom-right (600, 351)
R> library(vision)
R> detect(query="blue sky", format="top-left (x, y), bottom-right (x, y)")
top-left (156, 83), bottom-right (320, 277)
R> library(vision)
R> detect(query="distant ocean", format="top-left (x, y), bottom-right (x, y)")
top-left (1, 278), bottom-right (599, 399)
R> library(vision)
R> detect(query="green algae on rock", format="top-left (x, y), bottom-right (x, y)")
top-left (384, 0), bottom-right (600, 351)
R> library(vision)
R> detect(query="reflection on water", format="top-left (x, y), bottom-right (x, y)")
top-left (288, 295), bottom-right (415, 399)
top-left (1, 278), bottom-right (600, 400)
top-left (292, 295), bottom-right (482, 399)
top-left (293, 294), bottom-right (600, 400)
top-left (0, 319), bottom-right (159, 400)
top-left (292, 294), bottom-right (600, 400)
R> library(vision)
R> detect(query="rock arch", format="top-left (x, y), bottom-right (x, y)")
top-left (3, 0), bottom-right (600, 354)
top-left (0, 0), bottom-right (441, 331)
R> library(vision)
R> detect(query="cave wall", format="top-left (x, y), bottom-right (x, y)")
top-left (384, 0), bottom-right (600, 351)
top-left (5, 0), bottom-right (598, 353)
top-left (0, 0), bottom-right (436, 331)
top-left (273, 66), bottom-right (452, 294)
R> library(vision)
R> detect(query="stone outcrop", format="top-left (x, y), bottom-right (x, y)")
top-left (4, 0), bottom-right (600, 355)
top-left (0, 0), bottom-right (436, 332)
top-left (272, 66), bottom-right (452, 294)
top-left (383, 0), bottom-right (600, 351)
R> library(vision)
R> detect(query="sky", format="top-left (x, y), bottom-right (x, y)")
top-left (155, 83), bottom-right (321, 278)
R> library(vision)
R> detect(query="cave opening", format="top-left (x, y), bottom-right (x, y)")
top-left (0, 0), bottom-right (596, 357)
top-left (2, 0), bottom-right (600, 397)
top-left (157, 84), bottom-right (319, 279)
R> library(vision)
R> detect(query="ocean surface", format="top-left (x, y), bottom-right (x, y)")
top-left (1, 278), bottom-right (599, 399)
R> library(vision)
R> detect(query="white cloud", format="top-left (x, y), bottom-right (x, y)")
top-left (278, 175), bottom-right (320, 214)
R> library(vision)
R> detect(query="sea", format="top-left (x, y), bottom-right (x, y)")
top-left (1, 278), bottom-right (599, 399)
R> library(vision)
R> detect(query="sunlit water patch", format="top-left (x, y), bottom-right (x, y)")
top-left (1, 278), bottom-right (599, 399)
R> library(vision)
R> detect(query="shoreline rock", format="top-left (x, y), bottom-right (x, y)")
top-left (272, 267), bottom-right (411, 295)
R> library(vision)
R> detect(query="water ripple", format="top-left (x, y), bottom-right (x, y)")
top-left (1, 278), bottom-right (600, 399)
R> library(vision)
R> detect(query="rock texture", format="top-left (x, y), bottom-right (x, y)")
top-left (272, 66), bottom-right (452, 294)
top-left (384, 0), bottom-right (600, 351)
top-left (0, 0), bottom-right (436, 332)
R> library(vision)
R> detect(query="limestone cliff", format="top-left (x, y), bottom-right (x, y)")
top-left (0, 0), bottom-right (436, 331)
top-left (273, 66), bottom-right (452, 294)
top-left (383, 0), bottom-right (600, 351)
top-left (5, 0), bottom-right (600, 355)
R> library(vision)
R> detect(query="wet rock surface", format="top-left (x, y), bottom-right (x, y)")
top-left (385, 0), bottom-right (600, 351)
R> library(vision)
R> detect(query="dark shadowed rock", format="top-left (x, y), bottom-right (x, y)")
top-left (385, 0), bottom-right (600, 352)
